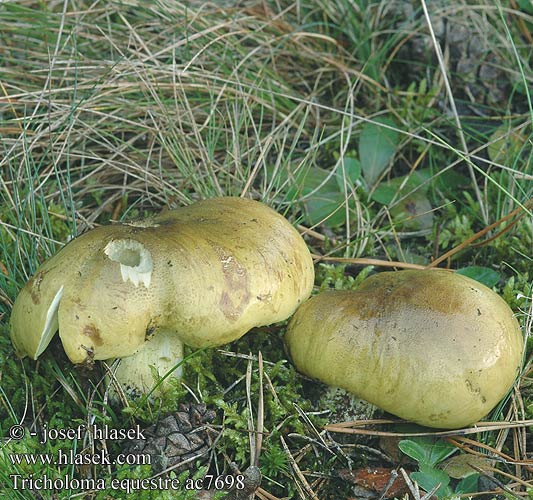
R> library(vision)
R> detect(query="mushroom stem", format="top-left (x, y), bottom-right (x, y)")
top-left (109, 329), bottom-right (184, 396)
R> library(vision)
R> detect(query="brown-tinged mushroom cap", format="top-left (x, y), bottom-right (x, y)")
top-left (284, 270), bottom-right (523, 429)
top-left (10, 197), bottom-right (315, 394)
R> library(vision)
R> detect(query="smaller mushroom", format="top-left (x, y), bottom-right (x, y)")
top-left (284, 270), bottom-right (523, 429)
top-left (10, 197), bottom-right (315, 396)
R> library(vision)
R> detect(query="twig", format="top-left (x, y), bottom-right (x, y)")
top-left (427, 198), bottom-right (533, 268)
top-left (280, 435), bottom-right (321, 500)
top-left (325, 419), bottom-right (533, 438)
top-left (469, 463), bottom-right (528, 498)
top-left (255, 351), bottom-right (264, 467)
top-left (255, 488), bottom-right (281, 500)
top-left (245, 354), bottom-right (256, 466)
top-left (297, 224), bottom-right (327, 242)
top-left (377, 469), bottom-right (399, 500)
top-left (447, 436), bottom-right (533, 469)
top-left (311, 254), bottom-right (430, 270)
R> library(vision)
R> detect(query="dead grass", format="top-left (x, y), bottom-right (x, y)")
top-left (1, 0), bottom-right (532, 498)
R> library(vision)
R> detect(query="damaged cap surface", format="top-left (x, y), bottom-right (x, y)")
top-left (10, 197), bottom-right (315, 367)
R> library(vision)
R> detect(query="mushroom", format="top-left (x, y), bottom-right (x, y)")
top-left (284, 270), bottom-right (523, 429)
top-left (10, 197), bottom-right (315, 395)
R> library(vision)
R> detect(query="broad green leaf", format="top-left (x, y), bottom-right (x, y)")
top-left (297, 167), bottom-right (349, 228)
top-left (305, 191), bottom-right (347, 227)
top-left (371, 168), bottom-right (468, 205)
top-left (335, 157), bottom-right (361, 192)
top-left (359, 116), bottom-right (399, 185)
top-left (297, 166), bottom-right (338, 196)
top-left (455, 473), bottom-right (480, 494)
top-left (285, 167), bottom-right (317, 200)
top-left (268, 164), bottom-right (355, 228)
top-left (457, 266), bottom-right (500, 288)
top-left (371, 184), bottom-right (397, 205)
top-left (389, 191), bottom-right (433, 231)
top-left (270, 165), bottom-right (336, 201)
top-left (516, 0), bottom-right (533, 13)
top-left (412, 464), bottom-right (452, 498)
top-left (398, 438), bottom-right (457, 467)
top-left (371, 169), bottom-right (431, 205)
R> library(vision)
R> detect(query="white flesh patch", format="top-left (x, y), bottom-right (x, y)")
top-left (110, 329), bottom-right (184, 396)
top-left (104, 239), bottom-right (153, 288)
top-left (34, 285), bottom-right (64, 359)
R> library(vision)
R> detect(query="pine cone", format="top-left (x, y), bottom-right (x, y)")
top-left (124, 403), bottom-right (216, 473)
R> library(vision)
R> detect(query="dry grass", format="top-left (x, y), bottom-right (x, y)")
top-left (1, 0), bottom-right (532, 498)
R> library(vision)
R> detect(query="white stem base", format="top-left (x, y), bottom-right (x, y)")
top-left (108, 329), bottom-right (184, 397)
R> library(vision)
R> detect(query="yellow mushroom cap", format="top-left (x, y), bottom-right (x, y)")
top-left (285, 270), bottom-right (523, 429)
top-left (10, 197), bottom-right (315, 366)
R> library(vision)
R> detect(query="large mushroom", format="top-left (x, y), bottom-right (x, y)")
top-left (285, 270), bottom-right (523, 429)
top-left (10, 197), bottom-right (315, 395)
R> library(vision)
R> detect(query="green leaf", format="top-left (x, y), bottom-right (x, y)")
top-left (266, 165), bottom-right (305, 201)
top-left (371, 167), bottom-right (468, 205)
top-left (516, 0), bottom-right (533, 15)
top-left (371, 170), bottom-right (429, 205)
top-left (412, 465), bottom-right (452, 498)
top-left (291, 166), bottom-right (347, 228)
top-left (305, 191), bottom-right (347, 227)
top-left (371, 183), bottom-right (398, 205)
top-left (272, 165), bottom-right (334, 201)
top-left (335, 157), bottom-right (361, 191)
top-left (296, 166), bottom-right (338, 198)
top-left (456, 266), bottom-right (500, 288)
top-left (398, 438), bottom-right (457, 467)
top-left (455, 473), bottom-right (480, 494)
top-left (359, 116), bottom-right (399, 185)
top-left (389, 191), bottom-right (433, 231)
top-left (268, 163), bottom-right (355, 228)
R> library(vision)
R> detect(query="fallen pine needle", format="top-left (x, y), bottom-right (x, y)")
top-left (325, 419), bottom-right (533, 438)
top-left (311, 255), bottom-right (430, 270)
